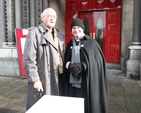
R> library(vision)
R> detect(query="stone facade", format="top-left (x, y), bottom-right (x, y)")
top-left (0, 0), bottom-right (138, 77)
top-left (0, 46), bottom-right (20, 76)
top-left (0, 0), bottom-right (66, 77)
top-left (121, 0), bottom-right (134, 70)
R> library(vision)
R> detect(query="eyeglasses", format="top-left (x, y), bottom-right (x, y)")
top-left (44, 15), bottom-right (57, 19)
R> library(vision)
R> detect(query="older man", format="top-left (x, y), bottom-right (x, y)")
top-left (23, 8), bottom-right (65, 110)
top-left (63, 18), bottom-right (109, 113)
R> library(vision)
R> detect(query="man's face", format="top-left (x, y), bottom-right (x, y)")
top-left (42, 9), bottom-right (57, 29)
top-left (71, 26), bottom-right (84, 40)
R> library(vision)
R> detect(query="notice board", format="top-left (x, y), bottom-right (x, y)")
top-left (15, 28), bottom-right (28, 78)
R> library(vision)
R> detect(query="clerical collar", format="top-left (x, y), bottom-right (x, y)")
top-left (75, 40), bottom-right (80, 46)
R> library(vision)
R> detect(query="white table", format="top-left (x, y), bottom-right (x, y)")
top-left (26, 95), bottom-right (84, 113)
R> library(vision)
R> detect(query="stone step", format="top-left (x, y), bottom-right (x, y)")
top-left (106, 63), bottom-right (121, 70)
top-left (106, 63), bottom-right (123, 76)
top-left (107, 69), bottom-right (123, 76)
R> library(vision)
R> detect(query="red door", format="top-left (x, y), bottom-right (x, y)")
top-left (79, 9), bottom-right (121, 63)
top-left (79, 11), bottom-right (106, 54)
top-left (105, 9), bottom-right (121, 63)
top-left (65, 0), bottom-right (122, 63)
top-left (79, 12), bottom-right (95, 39)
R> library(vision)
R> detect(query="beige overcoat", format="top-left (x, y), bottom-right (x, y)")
top-left (23, 24), bottom-right (65, 110)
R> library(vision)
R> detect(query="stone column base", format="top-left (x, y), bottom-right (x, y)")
top-left (126, 45), bottom-right (141, 80)
top-left (126, 59), bottom-right (140, 78)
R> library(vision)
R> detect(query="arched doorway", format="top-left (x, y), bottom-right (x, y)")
top-left (79, 9), bottom-right (121, 63)
top-left (65, 0), bottom-right (121, 63)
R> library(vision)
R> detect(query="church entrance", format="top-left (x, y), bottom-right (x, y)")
top-left (65, 0), bottom-right (122, 63)
top-left (79, 9), bottom-right (121, 63)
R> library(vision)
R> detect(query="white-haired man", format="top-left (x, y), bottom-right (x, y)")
top-left (24, 8), bottom-right (65, 110)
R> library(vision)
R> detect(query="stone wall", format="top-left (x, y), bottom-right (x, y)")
top-left (0, 0), bottom-right (66, 77)
top-left (0, 0), bottom-right (136, 76)
top-left (121, 0), bottom-right (134, 70)
top-left (0, 46), bottom-right (20, 76)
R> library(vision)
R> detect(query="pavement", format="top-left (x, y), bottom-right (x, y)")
top-left (0, 76), bottom-right (27, 113)
top-left (0, 72), bottom-right (141, 113)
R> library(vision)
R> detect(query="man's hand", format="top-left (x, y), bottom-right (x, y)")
top-left (68, 63), bottom-right (84, 80)
top-left (69, 63), bottom-right (84, 75)
top-left (66, 61), bottom-right (70, 69)
top-left (33, 80), bottom-right (43, 92)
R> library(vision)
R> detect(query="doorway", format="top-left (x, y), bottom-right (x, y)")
top-left (79, 9), bottom-right (121, 63)
top-left (80, 11), bottom-right (105, 50)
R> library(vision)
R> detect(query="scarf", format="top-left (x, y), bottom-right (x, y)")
top-left (69, 39), bottom-right (82, 88)
top-left (42, 23), bottom-right (63, 74)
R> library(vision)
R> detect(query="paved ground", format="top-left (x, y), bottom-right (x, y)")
top-left (0, 77), bottom-right (27, 113)
top-left (0, 73), bottom-right (141, 113)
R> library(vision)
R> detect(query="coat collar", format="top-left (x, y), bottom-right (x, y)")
top-left (68, 35), bottom-right (90, 45)
top-left (37, 23), bottom-right (58, 49)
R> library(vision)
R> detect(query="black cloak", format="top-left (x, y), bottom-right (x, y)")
top-left (63, 35), bottom-right (109, 113)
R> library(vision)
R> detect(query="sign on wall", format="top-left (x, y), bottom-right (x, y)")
top-left (15, 28), bottom-right (28, 78)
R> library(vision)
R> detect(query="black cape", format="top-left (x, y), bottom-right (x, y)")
top-left (63, 35), bottom-right (109, 113)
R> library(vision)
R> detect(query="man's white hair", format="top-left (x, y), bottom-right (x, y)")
top-left (40, 8), bottom-right (57, 21)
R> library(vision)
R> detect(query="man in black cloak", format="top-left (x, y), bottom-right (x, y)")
top-left (62, 18), bottom-right (108, 113)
